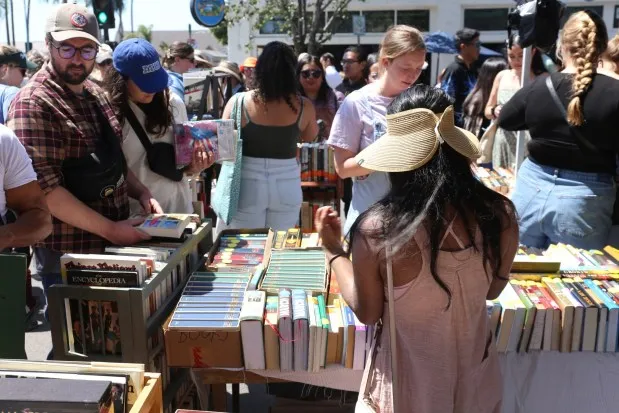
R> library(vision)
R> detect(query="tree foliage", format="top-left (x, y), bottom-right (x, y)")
top-left (124, 24), bottom-right (153, 42)
top-left (210, 19), bottom-right (228, 46)
top-left (226, 0), bottom-right (354, 55)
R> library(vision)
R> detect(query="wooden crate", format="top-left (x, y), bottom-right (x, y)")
top-left (131, 373), bottom-right (163, 413)
top-left (48, 222), bottom-right (213, 365)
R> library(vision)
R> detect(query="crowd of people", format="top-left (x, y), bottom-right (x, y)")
top-left (2, 2), bottom-right (619, 412)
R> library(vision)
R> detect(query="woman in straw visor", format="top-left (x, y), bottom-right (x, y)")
top-left (316, 85), bottom-right (518, 413)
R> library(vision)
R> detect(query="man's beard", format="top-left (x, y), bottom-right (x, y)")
top-left (51, 58), bottom-right (93, 85)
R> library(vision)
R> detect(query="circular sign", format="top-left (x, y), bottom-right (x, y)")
top-left (191, 0), bottom-right (225, 28)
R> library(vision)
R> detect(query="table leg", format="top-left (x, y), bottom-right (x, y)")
top-left (232, 383), bottom-right (240, 413)
top-left (211, 383), bottom-right (227, 411)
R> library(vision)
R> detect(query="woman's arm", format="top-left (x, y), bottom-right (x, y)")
top-left (487, 205), bottom-right (519, 300)
top-left (316, 207), bottom-right (384, 325)
top-left (333, 147), bottom-right (373, 179)
top-left (497, 82), bottom-right (532, 131)
top-left (484, 71), bottom-right (503, 120)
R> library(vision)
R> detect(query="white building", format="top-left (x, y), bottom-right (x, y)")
top-left (227, 0), bottom-right (619, 84)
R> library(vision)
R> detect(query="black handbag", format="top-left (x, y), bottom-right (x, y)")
top-left (125, 107), bottom-right (184, 182)
top-left (61, 105), bottom-right (128, 202)
top-left (508, 0), bottom-right (566, 52)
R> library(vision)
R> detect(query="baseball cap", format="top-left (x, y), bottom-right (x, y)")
top-left (45, 3), bottom-right (100, 45)
top-left (96, 44), bottom-right (113, 64)
top-left (0, 51), bottom-right (37, 70)
top-left (240, 56), bottom-right (257, 72)
top-left (113, 38), bottom-right (169, 94)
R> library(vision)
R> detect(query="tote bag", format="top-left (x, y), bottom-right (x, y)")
top-left (212, 93), bottom-right (244, 225)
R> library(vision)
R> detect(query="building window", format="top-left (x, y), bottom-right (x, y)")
top-left (464, 8), bottom-right (510, 31)
top-left (397, 10), bottom-right (430, 32)
top-left (615, 5), bottom-right (619, 28)
top-left (363, 11), bottom-right (394, 33)
top-left (561, 6), bottom-right (604, 27)
top-left (260, 17), bottom-right (286, 34)
top-left (330, 12), bottom-right (355, 33)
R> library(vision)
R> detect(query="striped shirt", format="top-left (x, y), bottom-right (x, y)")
top-left (6, 66), bottom-right (129, 254)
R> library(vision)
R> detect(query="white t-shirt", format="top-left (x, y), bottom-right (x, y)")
top-left (122, 92), bottom-right (193, 216)
top-left (0, 125), bottom-right (38, 219)
top-left (327, 83), bottom-right (393, 234)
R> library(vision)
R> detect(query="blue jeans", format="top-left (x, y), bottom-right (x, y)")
top-left (217, 157), bottom-right (302, 232)
top-left (33, 247), bottom-right (64, 321)
top-left (512, 158), bottom-right (616, 250)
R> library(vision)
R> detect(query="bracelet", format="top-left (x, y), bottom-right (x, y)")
top-left (328, 252), bottom-right (347, 271)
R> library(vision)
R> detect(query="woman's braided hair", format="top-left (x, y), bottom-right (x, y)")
top-left (562, 11), bottom-right (608, 126)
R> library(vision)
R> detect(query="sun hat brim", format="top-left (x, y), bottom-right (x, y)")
top-left (214, 66), bottom-right (242, 82)
top-left (354, 106), bottom-right (480, 173)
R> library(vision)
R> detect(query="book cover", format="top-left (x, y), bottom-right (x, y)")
top-left (278, 289), bottom-right (294, 371)
top-left (339, 300), bottom-right (356, 369)
top-left (138, 214), bottom-right (196, 239)
top-left (264, 296), bottom-right (280, 370)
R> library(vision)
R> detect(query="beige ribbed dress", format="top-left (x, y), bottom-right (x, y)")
top-left (367, 222), bottom-right (502, 413)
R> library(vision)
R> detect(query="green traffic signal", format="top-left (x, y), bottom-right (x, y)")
top-left (98, 11), bottom-right (108, 24)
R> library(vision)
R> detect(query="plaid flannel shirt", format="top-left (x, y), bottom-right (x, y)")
top-left (6, 66), bottom-right (129, 254)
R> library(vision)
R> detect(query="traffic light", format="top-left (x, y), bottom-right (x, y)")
top-left (92, 0), bottom-right (115, 30)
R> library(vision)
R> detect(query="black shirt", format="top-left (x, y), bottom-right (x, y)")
top-left (336, 78), bottom-right (366, 96)
top-left (499, 72), bottom-right (619, 174)
top-left (439, 57), bottom-right (478, 126)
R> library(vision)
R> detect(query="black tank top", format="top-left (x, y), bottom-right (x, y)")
top-left (240, 96), bottom-right (304, 159)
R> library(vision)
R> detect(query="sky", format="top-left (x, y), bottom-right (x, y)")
top-left (6, 0), bottom-right (201, 43)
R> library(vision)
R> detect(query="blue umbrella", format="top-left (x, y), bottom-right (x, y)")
top-left (424, 31), bottom-right (458, 54)
top-left (424, 31), bottom-right (457, 82)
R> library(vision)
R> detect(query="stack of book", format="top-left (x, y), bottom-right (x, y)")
top-left (168, 272), bottom-right (253, 329)
top-left (471, 165), bottom-right (514, 194)
top-left (260, 249), bottom-right (328, 295)
top-left (490, 243), bottom-right (619, 353)
top-left (298, 143), bottom-right (337, 183)
top-left (300, 190), bottom-right (338, 233)
top-left (207, 232), bottom-right (270, 271)
top-left (0, 359), bottom-right (145, 412)
top-left (239, 289), bottom-right (371, 373)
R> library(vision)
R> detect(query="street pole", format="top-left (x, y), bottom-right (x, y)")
top-left (4, 0), bottom-right (8, 45)
top-left (9, 0), bottom-right (14, 45)
top-left (24, 0), bottom-right (30, 51)
top-left (514, 46), bottom-right (532, 174)
top-left (103, 28), bottom-right (109, 42)
top-left (357, 35), bottom-right (360, 47)
top-left (130, 0), bottom-right (134, 33)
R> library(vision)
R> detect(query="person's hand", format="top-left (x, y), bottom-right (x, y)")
top-left (139, 192), bottom-right (163, 214)
top-left (0, 226), bottom-right (15, 251)
top-left (104, 218), bottom-right (151, 246)
top-left (185, 140), bottom-right (215, 175)
top-left (315, 206), bottom-right (345, 255)
top-left (493, 104), bottom-right (503, 118)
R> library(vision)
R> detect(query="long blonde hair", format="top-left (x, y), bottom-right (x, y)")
top-left (379, 25), bottom-right (425, 66)
top-left (561, 11), bottom-right (608, 126)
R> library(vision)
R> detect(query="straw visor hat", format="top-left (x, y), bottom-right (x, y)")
top-left (355, 106), bottom-right (481, 172)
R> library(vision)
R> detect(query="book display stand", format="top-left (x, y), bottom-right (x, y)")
top-left (184, 72), bottom-right (235, 121)
top-left (47, 221), bottom-right (213, 412)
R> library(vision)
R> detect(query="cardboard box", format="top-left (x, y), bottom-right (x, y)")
top-left (163, 315), bottom-right (243, 368)
top-left (205, 228), bottom-right (274, 272)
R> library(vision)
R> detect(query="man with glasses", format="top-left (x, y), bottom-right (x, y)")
top-left (0, 46), bottom-right (36, 124)
top-left (6, 3), bottom-right (162, 323)
top-left (336, 46), bottom-right (367, 96)
top-left (335, 46), bottom-right (367, 217)
top-left (440, 28), bottom-right (481, 126)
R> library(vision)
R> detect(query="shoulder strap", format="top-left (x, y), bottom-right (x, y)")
top-left (358, 246), bottom-right (398, 412)
top-left (125, 106), bottom-right (153, 151)
top-left (385, 246), bottom-right (398, 413)
top-left (544, 76), bottom-right (600, 155)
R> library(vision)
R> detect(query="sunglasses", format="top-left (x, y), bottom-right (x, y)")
top-left (51, 41), bottom-right (98, 61)
top-left (300, 69), bottom-right (322, 79)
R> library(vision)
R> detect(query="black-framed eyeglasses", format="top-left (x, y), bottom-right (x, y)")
top-left (342, 59), bottom-right (359, 65)
top-left (300, 69), bottom-right (322, 79)
top-left (51, 41), bottom-right (98, 61)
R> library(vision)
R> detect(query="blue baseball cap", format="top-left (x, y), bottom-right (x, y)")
top-left (113, 38), bottom-right (169, 94)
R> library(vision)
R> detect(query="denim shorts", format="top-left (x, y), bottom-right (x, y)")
top-left (218, 156), bottom-right (302, 232)
top-left (512, 158), bottom-right (616, 250)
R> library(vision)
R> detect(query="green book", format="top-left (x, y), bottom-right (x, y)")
top-left (0, 253), bottom-right (27, 359)
top-left (317, 294), bottom-right (329, 367)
